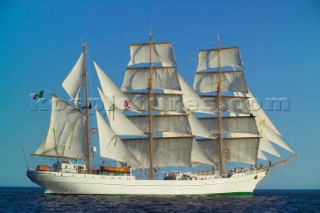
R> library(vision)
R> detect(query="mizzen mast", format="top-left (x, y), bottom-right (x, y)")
top-left (194, 36), bottom-right (256, 173)
top-left (148, 28), bottom-right (154, 180)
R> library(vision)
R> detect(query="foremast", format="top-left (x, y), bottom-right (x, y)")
top-left (82, 43), bottom-right (91, 173)
top-left (216, 35), bottom-right (224, 174)
top-left (33, 45), bottom-right (91, 162)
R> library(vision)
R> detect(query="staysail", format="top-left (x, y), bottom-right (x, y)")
top-left (96, 111), bottom-right (141, 167)
top-left (98, 88), bottom-right (144, 136)
top-left (234, 91), bottom-right (294, 153)
top-left (94, 61), bottom-right (141, 113)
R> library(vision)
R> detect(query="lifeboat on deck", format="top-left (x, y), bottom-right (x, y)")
top-left (36, 165), bottom-right (51, 171)
top-left (100, 166), bottom-right (129, 173)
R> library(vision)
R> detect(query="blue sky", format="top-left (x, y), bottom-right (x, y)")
top-left (0, 0), bottom-right (319, 189)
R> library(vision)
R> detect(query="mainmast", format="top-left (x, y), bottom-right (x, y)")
top-left (82, 43), bottom-right (91, 174)
top-left (119, 36), bottom-right (190, 171)
top-left (148, 30), bottom-right (154, 179)
top-left (216, 35), bottom-right (224, 175)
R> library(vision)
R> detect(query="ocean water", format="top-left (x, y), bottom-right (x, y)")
top-left (0, 187), bottom-right (319, 212)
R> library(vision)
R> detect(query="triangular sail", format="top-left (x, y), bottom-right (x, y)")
top-left (96, 111), bottom-right (141, 167)
top-left (94, 61), bottom-right (141, 113)
top-left (176, 73), bottom-right (206, 113)
top-left (260, 124), bottom-right (294, 153)
top-left (98, 88), bottom-right (144, 136)
top-left (34, 94), bottom-right (86, 159)
top-left (258, 150), bottom-right (268, 161)
top-left (234, 91), bottom-right (294, 153)
top-left (62, 53), bottom-right (85, 107)
top-left (247, 90), bottom-right (281, 135)
top-left (187, 111), bottom-right (212, 138)
top-left (191, 139), bottom-right (214, 165)
top-left (259, 137), bottom-right (280, 157)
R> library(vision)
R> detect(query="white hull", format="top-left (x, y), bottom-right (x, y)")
top-left (27, 170), bottom-right (267, 195)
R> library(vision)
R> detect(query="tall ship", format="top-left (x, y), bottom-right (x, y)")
top-left (27, 34), bottom-right (298, 195)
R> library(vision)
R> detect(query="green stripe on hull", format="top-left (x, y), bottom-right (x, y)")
top-left (45, 192), bottom-right (252, 197)
top-left (207, 192), bottom-right (252, 197)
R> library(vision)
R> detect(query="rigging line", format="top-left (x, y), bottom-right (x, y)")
top-left (170, 39), bottom-right (216, 45)
top-left (30, 154), bottom-right (41, 166)
top-left (87, 51), bottom-right (94, 99)
top-left (32, 105), bottom-right (41, 149)
top-left (90, 35), bottom-right (152, 50)
top-left (43, 88), bottom-right (54, 94)
top-left (22, 148), bottom-right (30, 170)
top-left (102, 159), bottom-right (115, 167)
top-left (86, 51), bottom-right (99, 150)
top-left (86, 52), bottom-right (95, 112)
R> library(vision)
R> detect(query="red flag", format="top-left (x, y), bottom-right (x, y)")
top-left (124, 99), bottom-right (131, 110)
top-left (33, 94), bottom-right (38, 100)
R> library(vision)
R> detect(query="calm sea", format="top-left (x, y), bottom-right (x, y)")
top-left (0, 187), bottom-right (319, 212)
